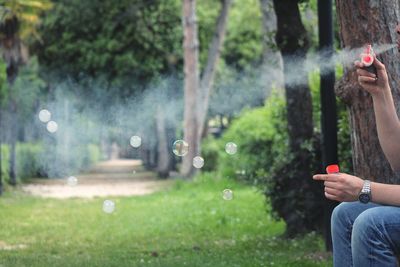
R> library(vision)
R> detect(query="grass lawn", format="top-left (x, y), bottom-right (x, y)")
top-left (0, 174), bottom-right (332, 267)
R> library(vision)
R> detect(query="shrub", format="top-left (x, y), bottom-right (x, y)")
top-left (0, 142), bottom-right (102, 183)
top-left (16, 143), bottom-right (46, 179)
top-left (215, 91), bottom-right (288, 186)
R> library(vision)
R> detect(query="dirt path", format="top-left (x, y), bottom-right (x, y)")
top-left (21, 159), bottom-right (173, 199)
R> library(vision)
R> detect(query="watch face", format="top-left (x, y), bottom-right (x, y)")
top-left (359, 193), bottom-right (370, 204)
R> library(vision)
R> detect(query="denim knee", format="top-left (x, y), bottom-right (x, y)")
top-left (331, 202), bottom-right (354, 227)
top-left (352, 208), bottom-right (380, 238)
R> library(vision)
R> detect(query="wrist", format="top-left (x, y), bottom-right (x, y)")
top-left (371, 86), bottom-right (392, 101)
top-left (358, 180), bottom-right (372, 204)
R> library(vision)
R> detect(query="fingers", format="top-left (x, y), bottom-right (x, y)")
top-left (358, 75), bottom-right (377, 83)
top-left (356, 69), bottom-right (376, 78)
top-left (324, 191), bottom-right (339, 201)
top-left (324, 181), bottom-right (338, 188)
top-left (354, 60), bottom-right (364, 68)
top-left (373, 56), bottom-right (385, 70)
top-left (313, 174), bottom-right (338, 182)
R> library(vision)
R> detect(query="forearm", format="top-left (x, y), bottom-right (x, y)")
top-left (371, 182), bottom-right (400, 206)
top-left (372, 88), bottom-right (400, 170)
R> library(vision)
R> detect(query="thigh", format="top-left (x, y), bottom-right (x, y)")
top-left (355, 205), bottom-right (400, 254)
top-left (332, 201), bottom-right (380, 225)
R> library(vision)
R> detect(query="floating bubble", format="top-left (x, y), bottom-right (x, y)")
top-left (172, 140), bottom-right (189, 157)
top-left (130, 136), bottom-right (142, 148)
top-left (132, 170), bottom-right (136, 174)
top-left (192, 156), bottom-right (204, 169)
top-left (38, 109), bottom-right (51, 123)
top-left (222, 189), bottom-right (233, 200)
top-left (66, 176), bottom-right (78, 186)
top-left (46, 121), bottom-right (58, 133)
top-left (225, 142), bottom-right (237, 155)
top-left (103, 200), bottom-right (115, 214)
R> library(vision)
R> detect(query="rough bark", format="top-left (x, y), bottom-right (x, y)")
top-left (197, 0), bottom-right (232, 140)
top-left (181, 0), bottom-right (200, 177)
top-left (335, 0), bottom-right (400, 183)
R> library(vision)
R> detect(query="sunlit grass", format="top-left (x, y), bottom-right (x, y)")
top-left (0, 174), bottom-right (332, 267)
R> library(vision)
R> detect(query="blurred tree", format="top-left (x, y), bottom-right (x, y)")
top-left (335, 0), bottom-right (400, 183)
top-left (35, 0), bottom-right (263, 177)
top-left (181, 0), bottom-right (200, 177)
top-left (181, 0), bottom-right (232, 177)
top-left (0, 0), bottom-right (52, 187)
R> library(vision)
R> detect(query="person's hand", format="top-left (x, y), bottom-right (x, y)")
top-left (313, 172), bottom-right (364, 202)
top-left (354, 56), bottom-right (390, 96)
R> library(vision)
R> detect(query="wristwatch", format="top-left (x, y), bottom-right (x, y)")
top-left (358, 180), bottom-right (371, 204)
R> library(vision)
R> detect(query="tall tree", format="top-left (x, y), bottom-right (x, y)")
top-left (272, 0), bottom-right (317, 237)
top-left (197, 0), bottom-right (232, 139)
top-left (0, 0), bottom-right (52, 187)
top-left (335, 0), bottom-right (400, 183)
top-left (181, 0), bottom-right (200, 177)
top-left (181, 0), bottom-right (232, 176)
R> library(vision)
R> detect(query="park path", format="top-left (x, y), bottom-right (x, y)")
top-left (21, 159), bottom-right (172, 199)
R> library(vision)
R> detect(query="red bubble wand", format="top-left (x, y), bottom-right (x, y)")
top-left (326, 164), bottom-right (340, 174)
top-left (360, 44), bottom-right (377, 75)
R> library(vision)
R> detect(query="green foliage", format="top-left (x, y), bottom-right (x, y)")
top-left (0, 175), bottom-right (332, 266)
top-left (9, 57), bottom-right (45, 121)
top-left (1, 144), bottom-right (9, 182)
top-left (0, 0), bottom-right (53, 42)
top-left (1, 142), bottom-right (101, 182)
top-left (222, 0), bottom-right (263, 69)
top-left (214, 91), bottom-right (288, 185)
top-left (16, 142), bottom-right (45, 179)
top-left (0, 60), bottom-right (7, 102)
top-left (200, 136), bottom-right (220, 172)
top-left (35, 0), bottom-right (182, 85)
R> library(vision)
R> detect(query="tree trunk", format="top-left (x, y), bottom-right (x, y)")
top-left (197, 0), bottom-right (232, 140)
top-left (335, 0), bottom-right (400, 183)
top-left (259, 0), bottom-right (284, 91)
top-left (156, 105), bottom-right (170, 178)
top-left (273, 0), bottom-right (316, 237)
top-left (181, 0), bottom-right (200, 177)
top-left (273, 0), bottom-right (313, 152)
top-left (8, 98), bottom-right (17, 185)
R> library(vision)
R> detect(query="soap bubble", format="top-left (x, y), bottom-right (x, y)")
top-left (38, 109), bottom-right (51, 123)
top-left (130, 136), bottom-right (142, 148)
top-left (66, 176), bottom-right (78, 186)
top-left (172, 140), bottom-right (189, 156)
top-left (46, 121), bottom-right (58, 133)
top-left (103, 200), bottom-right (115, 214)
top-left (222, 189), bottom-right (233, 200)
top-left (225, 142), bottom-right (237, 155)
top-left (192, 156), bottom-right (204, 169)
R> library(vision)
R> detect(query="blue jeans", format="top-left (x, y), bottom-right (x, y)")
top-left (331, 202), bottom-right (400, 267)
